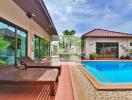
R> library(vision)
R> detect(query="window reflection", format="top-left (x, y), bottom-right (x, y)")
top-left (0, 21), bottom-right (27, 66)
top-left (34, 35), bottom-right (50, 61)
top-left (96, 42), bottom-right (118, 58)
top-left (0, 22), bottom-right (15, 65)
top-left (17, 29), bottom-right (27, 58)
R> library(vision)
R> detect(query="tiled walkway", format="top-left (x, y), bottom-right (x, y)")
top-left (0, 63), bottom-right (74, 100)
top-left (55, 62), bottom-right (74, 100)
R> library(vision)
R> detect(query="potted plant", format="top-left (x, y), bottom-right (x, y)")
top-left (125, 55), bottom-right (130, 59)
top-left (90, 53), bottom-right (98, 60)
top-left (120, 55), bottom-right (125, 59)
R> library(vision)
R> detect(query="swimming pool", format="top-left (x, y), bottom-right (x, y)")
top-left (81, 61), bottom-right (132, 83)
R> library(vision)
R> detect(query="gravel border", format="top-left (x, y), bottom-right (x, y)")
top-left (69, 64), bottom-right (132, 100)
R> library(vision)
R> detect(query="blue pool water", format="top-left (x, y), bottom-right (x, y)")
top-left (81, 61), bottom-right (132, 83)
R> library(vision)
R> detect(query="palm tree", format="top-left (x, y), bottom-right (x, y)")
top-left (63, 30), bottom-right (75, 35)
top-left (62, 30), bottom-right (76, 51)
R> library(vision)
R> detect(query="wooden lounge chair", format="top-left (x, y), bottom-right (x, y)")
top-left (0, 67), bottom-right (59, 96)
top-left (17, 56), bottom-right (61, 74)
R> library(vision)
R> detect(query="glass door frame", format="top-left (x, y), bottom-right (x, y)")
top-left (96, 42), bottom-right (119, 58)
top-left (34, 35), bottom-right (50, 61)
top-left (0, 17), bottom-right (28, 65)
top-left (34, 34), bottom-right (41, 60)
top-left (16, 27), bottom-right (28, 65)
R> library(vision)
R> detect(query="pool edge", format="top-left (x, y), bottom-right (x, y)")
top-left (80, 63), bottom-right (132, 90)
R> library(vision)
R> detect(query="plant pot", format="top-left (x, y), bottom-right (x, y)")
top-left (89, 53), bottom-right (98, 60)
top-left (125, 55), bottom-right (130, 59)
top-left (120, 55), bottom-right (125, 59)
top-left (90, 56), bottom-right (96, 60)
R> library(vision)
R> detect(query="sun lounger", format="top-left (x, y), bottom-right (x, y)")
top-left (17, 56), bottom-right (61, 74)
top-left (0, 67), bottom-right (59, 96)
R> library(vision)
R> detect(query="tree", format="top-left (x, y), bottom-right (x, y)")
top-left (0, 35), bottom-right (10, 49)
top-left (40, 38), bottom-right (49, 57)
top-left (0, 35), bottom-right (11, 65)
top-left (62, 30), bottom-right (76, 50)
top-left (36, 38), bottom-right (49, 59)
top-left (63, 30), bottom-right (76, 35)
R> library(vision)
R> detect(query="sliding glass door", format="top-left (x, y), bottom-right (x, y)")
top-left (34, 35), bottom-right (40, 61)
top-left (16, 29), bottom-right (27, 58)
top-left (0, 20), bottom-right (27, 66)
top-left (0, 22), bottom-right (16, 65)
top-left (96, 42), bottom-right (118, 58)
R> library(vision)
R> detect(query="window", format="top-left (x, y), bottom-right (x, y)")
top-left (130, 43), bottom-right (132, 46)
top-left (96, 42), bottom-right (118, 58)
top-left (0, 22), bottom-right (16, 65)
top-left (0, 20), bottom-right (27, 65)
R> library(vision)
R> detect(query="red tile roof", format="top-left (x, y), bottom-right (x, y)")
top-left (82, 28), bottom-right (132, 38)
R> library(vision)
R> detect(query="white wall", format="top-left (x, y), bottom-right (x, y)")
top-left (84, 38), bottom-right (132, 58)
top-left (0, 0), bottom-right (51, 58)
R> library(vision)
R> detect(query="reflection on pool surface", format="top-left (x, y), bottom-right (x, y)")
top-left (81, 61), bottom-right (132, 83)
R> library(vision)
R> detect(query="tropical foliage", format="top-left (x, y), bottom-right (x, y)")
top-left (0, 35), bottom-right (10, 49)
top-left (128, 49), bottom-right (132, 55)
top-left (0, 35), bottom-right (11, 65)
top-left (63, 30), bottom-right (76, 35)
top-left (89, 53), bottom-right (98, 60)
top-left (59, 30), bottom-right (76, 52)
top-left (40, 38), bottom-right (49, 58)
top-left (34, 38), bottom-right (49, 60)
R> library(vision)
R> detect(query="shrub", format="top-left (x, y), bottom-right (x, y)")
top-left (90, 53), bottom-right (98, 60)
top-left (120, 55), bottom-right (125, 59)
top-left (128, 49), bottom-right (132, 55)
top-left (125, 55), bottom-right (130, 59)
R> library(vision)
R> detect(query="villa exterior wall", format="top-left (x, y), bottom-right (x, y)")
top-left (84, 38), bottom-right (132, 59)
top-left (0, 0), bottom-right (51, 58)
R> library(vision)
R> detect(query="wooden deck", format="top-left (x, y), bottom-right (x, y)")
top-left (0, 68), bottom-right (58, 83)
top-left (0, 63), bottom-right (74, 100)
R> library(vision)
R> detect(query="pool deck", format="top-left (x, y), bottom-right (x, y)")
top-left (0, 62), bottom-right (74, 100)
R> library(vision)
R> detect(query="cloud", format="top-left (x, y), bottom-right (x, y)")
top-left (44, 0), bottom-right (132, 35)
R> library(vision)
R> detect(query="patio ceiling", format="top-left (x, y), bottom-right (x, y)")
top-left (13, 0), bottom-right (58, 35)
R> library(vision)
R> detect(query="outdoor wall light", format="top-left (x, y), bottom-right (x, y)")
top-left (26, 13), bottom-right (35, 19)
top-left (120, 45), bottom-right (123, 47)
top-left (89, 42), bottom-right (94, 46)
top-left (31, 13), bottom-right (35, 17)
top-left (26, 13), bottom-right (32, 19)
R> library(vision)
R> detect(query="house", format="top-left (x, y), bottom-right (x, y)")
top-left (0, 0), bottom-right (58, 65)
top-left (82, 28), bottom-right (132, 59)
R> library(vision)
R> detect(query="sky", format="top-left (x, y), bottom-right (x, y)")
top-left (44, 0), bottom-right (132, 35)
